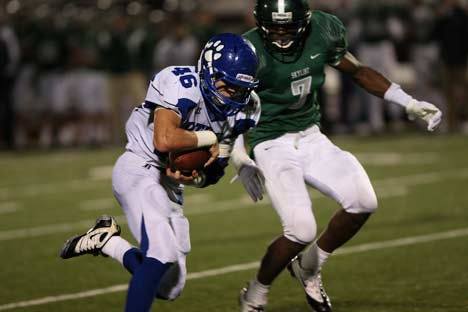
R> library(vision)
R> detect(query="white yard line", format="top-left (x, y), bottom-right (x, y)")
top-left (159, 185), bottom-right (404, 217)
top-left (0, 168), bottom-right (466, 242)
top-left (79, 198), bottom-right (116, 211)
top-left (0, 189), bottom-right (400, 243)
top-left (0, 227), bottom-right (467, 311)
top-left (375, 168), bottom-right (468, 187)
top-left (0, 220), bottom-right (99, 242)
top-left (0, 153), bottom-right (458, 200)
top-left (354, 152), bottom-right (439, 166)
top-left (78, 194), bottom-right (214, 212)
top-left (0, 202), bottom-right (20, 215)
top-left (0, 198), bottom-right (261, 242)
top-left (184, 195), bottom-right (261, 215)
top-left (0, 216), bottom-right (127, 242)
top-left (0, 179), bottom-right (103, 200)
top-left (88, 166), bottom-right (113, 181)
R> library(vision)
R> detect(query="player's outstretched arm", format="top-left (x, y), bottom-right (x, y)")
top-left (153, 108), bottom-right (218, 152)
top-left (335, 52), bottom-right (442, 131)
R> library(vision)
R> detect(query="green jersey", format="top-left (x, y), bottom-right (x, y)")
top-left (243, 11), bottom-right (347, 149)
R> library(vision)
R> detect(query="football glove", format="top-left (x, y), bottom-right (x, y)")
top-left (193, 157), bottom-right (229, 188)
top-left (406, 99), bottom-right (442, 132)
top-left (237, 161), bottom-right (265, 202)
top-left (231, 135), bottom-right (265, 202)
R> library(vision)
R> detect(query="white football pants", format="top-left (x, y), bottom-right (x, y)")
top-left (253, 126), bottom-right (378, 245)
top-left (112, 151), bottom-right (190, 299)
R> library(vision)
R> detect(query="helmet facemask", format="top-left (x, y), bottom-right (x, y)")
top-left (254, 0), bottom-right (312, 62)
top-left (201, 68), bottom-right (258, 117)
top-left (259, 19), bottom-right (310, 54)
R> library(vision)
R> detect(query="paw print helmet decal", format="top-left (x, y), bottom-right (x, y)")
top-left (198, 33), bottom-right (259, 118)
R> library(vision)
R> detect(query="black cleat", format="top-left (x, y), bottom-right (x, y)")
top-left (287, 255), bottom-right (332, 312)
top-left (60, 215), bottom-right (121, 259)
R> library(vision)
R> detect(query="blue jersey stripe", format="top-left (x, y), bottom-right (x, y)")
top-left (176, 98), bottom-right (198, 122)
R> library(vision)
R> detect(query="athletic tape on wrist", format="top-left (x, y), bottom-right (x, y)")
top-left (384, 83), bottom-right (413, 108)
top-left (195, 131), bottom-right (217, 148)
top-left (219, 144), bottom-right (232, 158)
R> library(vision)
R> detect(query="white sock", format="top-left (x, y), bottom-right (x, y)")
top-left (101, 236), bottom-right (134, 265)
top-left (300, 242), bottom-right (331, 274)
top-left (316, 245), bottom-right (331, 271)
top-left (246, 278), bottom-right (270, 306)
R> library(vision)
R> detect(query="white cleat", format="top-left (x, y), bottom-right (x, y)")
top-left (60, 215), bottom-right (121, 259)
top-left (288, 255), bottom-right (332, 312)
top-left (239, 286), bottom-right (265, 312)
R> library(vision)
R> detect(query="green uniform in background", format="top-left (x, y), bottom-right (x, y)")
top-left (243, 11), bottom-right (347, 149)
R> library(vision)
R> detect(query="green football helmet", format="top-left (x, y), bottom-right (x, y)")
top-left (254, 0), bottom-right (312, 54)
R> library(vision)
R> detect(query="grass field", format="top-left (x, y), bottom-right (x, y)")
top-left (0, 134), bottom-right (467, 312)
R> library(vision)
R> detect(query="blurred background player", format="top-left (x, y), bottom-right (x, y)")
top-left (433, 0), bottom-right (468, 133)
top-left (3, 0), bottom-right (467, 150)
top-left (59, 33), bottom-right (261, 312)
top-left (352, 0), bottom-right (404, 134)
top-left (0, 11), bottom-right (20, 149)
top-left (235, 1), bottom-right (442, 311)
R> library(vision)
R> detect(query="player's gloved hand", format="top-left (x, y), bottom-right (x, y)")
top-left (406, 99), bottom-right (442, 132)
top-left (384, 83), bottom-right (442, 132)
top-left (236, 160), bottom-right (265, 202)
top-left (230, 137), bottom-right (265, 202)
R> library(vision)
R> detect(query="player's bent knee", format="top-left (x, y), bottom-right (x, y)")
top-left (345, 184), bottom-right (378, 214)
top-left (284, 218), bottom-right (317, 245)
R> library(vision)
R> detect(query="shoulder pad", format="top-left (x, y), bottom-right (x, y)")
top-left (148, 66), bottom-right (201, 106)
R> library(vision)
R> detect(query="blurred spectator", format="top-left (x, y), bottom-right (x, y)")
top-left (102, 14), bottom-right (146, 144)
top-left (0, 16), bottom-right (20, 149)
top-left (34, 16), bottom-right (69, 147)
top-left (334, 0), bottom-right (360, 133)
top-left (409, 0), bottom-right (445, 122)
top-left (353, 0), bottom-right (405, 134)
top-left (12, 64), bottom-right (42, 148)
top-left (191, 10), bottom-right (218, 47)
top-left (433, 0), bottom-right (468, 133)
top-left (3, 0), bottom-right (464, 151)
top-left (154, 19), bottom-right (199, 70)
top-left (128, 19), bottom-right (160, 80)
top-left (66, 17), bottom-right (110, 147)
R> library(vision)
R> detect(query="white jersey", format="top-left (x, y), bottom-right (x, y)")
top-left (125, 66), bottom-right (261, 167)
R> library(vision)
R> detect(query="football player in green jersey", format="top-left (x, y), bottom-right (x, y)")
top-left (231, 1), bottom-right (443, 311)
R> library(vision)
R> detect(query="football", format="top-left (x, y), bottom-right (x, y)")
top-left (169, 148), bottom-right (211, 174)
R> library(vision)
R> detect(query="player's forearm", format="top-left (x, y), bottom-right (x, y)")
top-left (154, 128), bottom-right (197, 152)
top-left (348, 60), bottom-right (414, 108)
top-left (352, 66), bottom-right (392, 98)
top-left (352, 65), bottom-right (442, 131)
top-left (154, 129), bottom-right (217, 153)
top-left (336, 52), bottom-right (392, 98)
top-left (153, 108), bottom-right (217, 152)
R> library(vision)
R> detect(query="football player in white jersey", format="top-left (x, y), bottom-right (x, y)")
top-left (59, 33), bottom-right (263, 312)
